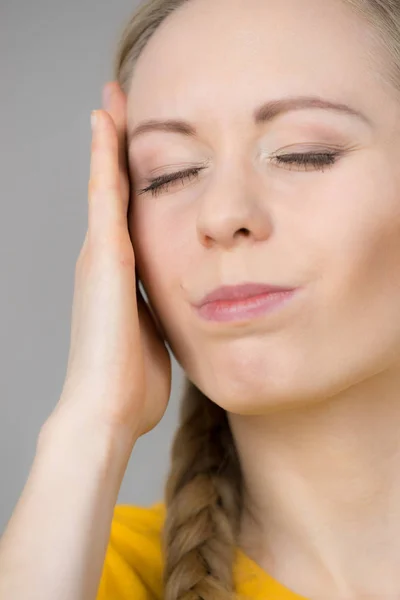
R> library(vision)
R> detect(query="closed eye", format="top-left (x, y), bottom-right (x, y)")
top-left (137, 151), bottom-right (341, 197)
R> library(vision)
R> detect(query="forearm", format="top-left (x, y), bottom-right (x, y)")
top-left (0, 412), bottom-right (135, 600)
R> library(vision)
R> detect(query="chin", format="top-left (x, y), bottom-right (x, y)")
top-left (192, 373), bottom-right (309, 416)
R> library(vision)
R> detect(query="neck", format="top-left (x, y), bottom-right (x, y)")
top-left (228, 365), bottom-right (400, 599)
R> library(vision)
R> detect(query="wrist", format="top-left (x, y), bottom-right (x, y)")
top-left (38, 403), bottom-right (138, 472)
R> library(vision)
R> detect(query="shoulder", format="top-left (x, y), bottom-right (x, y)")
top-left (97, 501), bottom-right (166, 600)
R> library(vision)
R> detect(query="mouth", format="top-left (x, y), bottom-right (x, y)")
top-left (194, 288), bottom-right (300, 323)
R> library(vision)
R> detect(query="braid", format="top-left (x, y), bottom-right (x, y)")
top-left (162, 379), bottom-right (243, 600)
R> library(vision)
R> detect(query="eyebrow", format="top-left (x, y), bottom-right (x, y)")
top-left (128, 96), bottom-right (372, 143)
top-left (128, 95), bottom-right (371, 145)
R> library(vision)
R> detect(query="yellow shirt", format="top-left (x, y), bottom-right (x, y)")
top-left (96, 501), bottom-right (308, 600)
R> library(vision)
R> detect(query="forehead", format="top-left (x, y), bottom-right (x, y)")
top-left (127, 0), bottom-right (389, 129)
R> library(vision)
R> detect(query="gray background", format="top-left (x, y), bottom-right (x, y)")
top-left (0, 0), bottom-right (184, 534)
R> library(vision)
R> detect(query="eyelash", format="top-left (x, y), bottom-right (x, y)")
top-left (137, 151), bottom-right (341, 197)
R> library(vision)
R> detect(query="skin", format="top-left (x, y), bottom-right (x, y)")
top-left (125, 0), bottom-right (400, 597)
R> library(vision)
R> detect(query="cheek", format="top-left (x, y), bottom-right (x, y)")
top-left (128, 203), bottom-right (191, 320)
top-left (319, 156), bottom-right (400, 305)
top-left (311, 163), bottom-right (400, 378)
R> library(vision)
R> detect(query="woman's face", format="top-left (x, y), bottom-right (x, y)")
top-left (126, 0), bottom-right (400, 415)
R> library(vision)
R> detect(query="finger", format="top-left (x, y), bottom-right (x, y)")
top-left (102, 82), bottom-right (128, 170)
top-left (89, 110), bottom-right (125, 245)
top-left (102, 82), bottom-right (130, 214)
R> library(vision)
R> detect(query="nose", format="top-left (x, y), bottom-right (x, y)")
top-left (196, 169), bottom-right (273, 249)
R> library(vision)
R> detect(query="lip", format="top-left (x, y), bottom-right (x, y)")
top-left (193, 284), bottom-right (300, 323)
top-left (195, 283), bottom-right (297, 307)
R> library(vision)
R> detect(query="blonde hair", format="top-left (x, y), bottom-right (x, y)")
top-left (111, 1), bottom-right (400, 598)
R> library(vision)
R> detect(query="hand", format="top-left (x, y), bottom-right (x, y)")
top-left (48, 82), bottom-right (172, 444)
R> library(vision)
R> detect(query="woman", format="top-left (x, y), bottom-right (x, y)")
top-left (1, 0), bottom-right (400, 598)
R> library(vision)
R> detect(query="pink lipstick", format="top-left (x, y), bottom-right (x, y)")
top-left (194, 283), bottom-right (299, 323)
